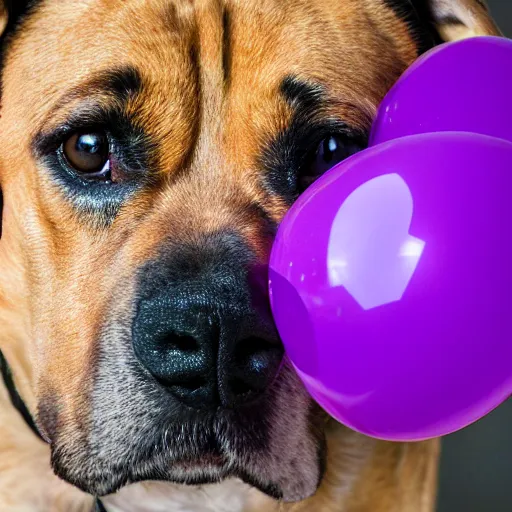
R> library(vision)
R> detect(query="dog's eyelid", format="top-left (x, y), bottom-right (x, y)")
top-left (293, 118), bottom-right (369, 160)
top-left (31, 65), bottom-right (144, 157)
top-left (309, 119), bottom-right (367, 140)
top-left (33, 124), bottom-right (79, 157)
top-left (31, 103), bottom-right (134, 158)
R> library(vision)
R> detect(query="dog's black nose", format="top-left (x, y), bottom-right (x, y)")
top-left (132, 233), bottom-right (283, 409)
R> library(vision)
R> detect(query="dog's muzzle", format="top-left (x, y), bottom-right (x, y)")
top-left (132, 231), bottom-right (283, 410)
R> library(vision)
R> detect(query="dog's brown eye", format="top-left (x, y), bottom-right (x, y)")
top-left (63, 132), bottom-right (110, 177)
top-left (299, 135), bottom-right (362, 191)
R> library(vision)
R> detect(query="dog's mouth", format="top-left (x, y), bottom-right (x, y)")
top-left (45, 363), bottom-right (326, 502)
top-left (50, 406), bottom-right (277, 497)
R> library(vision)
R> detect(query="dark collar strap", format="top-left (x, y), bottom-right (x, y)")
top-left (95, 498), bottom-right (108, 511)
top-left (0, 349), bottom-right (43, 440)
top-left (0, 349), bottom-right (106, 512)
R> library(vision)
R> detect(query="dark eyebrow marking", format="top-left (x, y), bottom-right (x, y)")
top-left (47, 66), bottom-right (143, 117)
top-left (280, 75), bottom-right (327, 113)
top-left (90, 66), bottom-right (142, 100)
top-left (222, 7), bottom-right (232, 85)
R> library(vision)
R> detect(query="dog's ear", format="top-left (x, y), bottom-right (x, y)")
top-left (0, 2), bottom-right (4, 238)
top-left (0, 1), bottom-right (6, 239)
top-left (0, 1), bottom-right (17, 38)
top-left (0, 0), bottom-right (29, 239)
top-left (0, 1), bottom-right (34, 38)
top-left (0, 0), bottom-right (12, 240)
top-left (0, 3), bottom-right (7, 36)
top-left (422, 0), bottom-right (502, 41)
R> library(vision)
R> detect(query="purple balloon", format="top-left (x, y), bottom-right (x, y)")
top-left (269, 133), bottom-right (512, 441)
top-left (371, 37), bottom-right (512, 145)
top-left (269, 36), bottom-right (512, 440)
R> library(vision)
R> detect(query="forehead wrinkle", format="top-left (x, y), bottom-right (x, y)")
top-left (128, 75), bottom-right (200, 178)
top-left (171, 0), bottom-right (228, 184)
top-left (114, 3), bottom-right (201, 177)
top-left (160, 0), bottom-right (196, 33)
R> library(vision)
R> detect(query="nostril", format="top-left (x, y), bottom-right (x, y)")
top-left (234, 336), bottom-right (278, 362)
top-left (228, 378), bottom-right (254, 397)
top-left (220, 336), bottom-right (284, 406)
top-left (156, 333), bottom-right (199, 352)
top-left (133, 321), bottom-right (215, 408)
top-left (168, 376), bottom-right (218, 407)
top-left (234, 337), bottom-right (283, 381)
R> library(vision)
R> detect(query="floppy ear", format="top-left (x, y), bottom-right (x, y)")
top-left (0, 0), bottom-right (34, 240)
top-left (0, 0), bottom-right (26, 39)
top-left (0, 3), bottom-right (7, 36)
top-left (0, 0), bottom-right (18, 239)
top-left (424, 0), bottom-right (502, 41)
top-left (0, 2), bottom-right (5, 238)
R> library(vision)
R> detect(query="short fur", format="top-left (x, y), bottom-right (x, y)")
top-left (0, 1), bottom-right (500, 510)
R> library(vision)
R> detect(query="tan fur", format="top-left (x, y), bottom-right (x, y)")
top-left (0, 379), bottom-right (92, 511)
top-left (429, 0), bottom-right (501, 40)
top-left (0, 0), bottom-right (499, 510)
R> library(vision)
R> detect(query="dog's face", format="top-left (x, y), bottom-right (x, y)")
top-left (0, 0), bottom-right (499, 502)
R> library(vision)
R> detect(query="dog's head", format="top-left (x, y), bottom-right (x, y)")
top-left (0, 0), bottom-right (500, 502)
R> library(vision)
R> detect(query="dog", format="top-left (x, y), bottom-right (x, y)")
top-left (0, 1), bottom-right (501, 510)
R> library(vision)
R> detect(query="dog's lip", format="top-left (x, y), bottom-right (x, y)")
top-left (92, 456), bottom-right (279, 499)
top-left (59, 409), bottom-right (285, 499)
top-left (96, 464), bottom-right (284, 502)
top-left (161, 451), bottom-right (226, 471)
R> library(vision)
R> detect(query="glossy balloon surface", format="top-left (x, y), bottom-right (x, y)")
top-left (371, 37), bottom-right (512, 146)
top-left (270, 133), bottom-right (512, 441)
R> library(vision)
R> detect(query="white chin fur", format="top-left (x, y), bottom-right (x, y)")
top-left (102, 479), bottom-right (258, 512)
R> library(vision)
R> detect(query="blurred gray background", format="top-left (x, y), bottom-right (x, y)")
top-left (488, 0), bottom-right (512, 36)
top-left (437, 2), bottom-right (511, 511)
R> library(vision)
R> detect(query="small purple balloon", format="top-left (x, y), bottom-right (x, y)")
top-left (269, 37), bottom-right (512, 441)
top-left (371, 36), bottom-right (512, 145)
